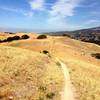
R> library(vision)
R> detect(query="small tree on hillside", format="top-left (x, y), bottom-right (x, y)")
top-left (12, 36), bottom-right (20, 40)
top-left (0, 40), bottom-right (3, 43)
top-left (37, 34), bottom-right (47, 39)
top-left (21, 35), bottom-right (30, 39)
top-left (42, 50), bottom-right (49, 54)
top-left (6, 37), bottom-right (14, 42)
top-left (91, 53), bottom-right (100, 59)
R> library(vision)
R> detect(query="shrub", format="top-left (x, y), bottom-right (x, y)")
top-left (5, 32), bottom-right (15, 34)
top-left (39, 86), bottom-right (46, 91)
top-left (6, 37), bottom-right (14, 42)
top-left (38, 97), bottom-right (44, 100)
top-left (9, 32), bottom-right (15, 34)
top-left (12, 36), bottom-right (20, 40)
top-left (46, 92), bottom-right (55, 99)
top-left (56, 62), bottom-right (61, 66)
top-left (42, 50), bottom-right (49, 54)
top-left (37, 35), bottom-right (47, 39)
top-left (21, 35), bottom-right (29, 39)
top-left (2, 36), bottom-right (20, 42)
top-left (0, 40), bottom-right (3, 43)
top-left (63, 34), bottom-right (71, 37)
top-left (91, 53), bottom-right (100, 59)
top-left (2, 39), bottom-right (7, 42)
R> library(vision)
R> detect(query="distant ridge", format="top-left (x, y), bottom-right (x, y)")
top-left (44, 26), bottom-right (100, 45)
top-left (44, 26), bottom-right (100, 36)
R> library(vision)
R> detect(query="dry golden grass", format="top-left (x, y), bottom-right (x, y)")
top-left (0, 36), bottom-right (7, 40)
top-left (1, 34), bottom-right (100, 100)
top-left (55, 37), bottom-right (100, 100)
top-left (66, 59), bottom-right (100, 100)
top-left (0, 45), bottom-right (64, 100)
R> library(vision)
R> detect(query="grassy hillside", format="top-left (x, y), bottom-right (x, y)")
top-left (1, 33), bottom-right (100, 100)
top-left (2, 34), bottom-right (100, 100)
top-left (0, 45), bottom-right (64, 100)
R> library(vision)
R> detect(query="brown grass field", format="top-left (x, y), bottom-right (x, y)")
top-left (0, 32), bottom-right (100, 100)
top-left (0, 45), bottom-right (64, 100)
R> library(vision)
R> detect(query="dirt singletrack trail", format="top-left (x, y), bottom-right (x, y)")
top-left (56, 58), bottom-right (76, 100)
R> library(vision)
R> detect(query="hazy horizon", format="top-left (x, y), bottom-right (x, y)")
top-left (0, 25), bottom-right (100, 33)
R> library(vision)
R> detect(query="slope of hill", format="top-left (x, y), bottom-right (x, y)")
top-left (70, 27), bottom-right (100, 45)
top-left (45, 26), bottom-right (100, 45)
top-left (1, 34), bottom-right (100, 100)
top-left (45, 26), bottom-right (100, 36)
top-left (0, 45), bottom-right (64, 100)
top-left (0, 33), bottom-right (100, 100)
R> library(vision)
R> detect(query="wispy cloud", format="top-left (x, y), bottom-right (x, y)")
top-left (47, 16), bottom-right (67, 30)
top-left (84, 19), bottom-right (100, 25)
top-left (28, 0), bottom-right (74, 29)
top-left (0, 6), bottom-right (34, 17)
top-left (79, 2), bottom-right (98, 8)
top-left (49, 0), bottom-right (81, 17)
top-left (47, 0), bottom-right (81, 29)
top-left (28, 0), bottom-right (45, 10)
top-left (0, 6), bottom-right (20, 13)
top-left (23, 11), bottom-right (34, 17)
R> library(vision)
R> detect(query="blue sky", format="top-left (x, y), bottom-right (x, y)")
top-left (0, 0), bottom-right (100, 32)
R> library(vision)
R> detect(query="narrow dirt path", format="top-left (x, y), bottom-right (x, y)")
top-left (56, 58), bottom-right (75, 100)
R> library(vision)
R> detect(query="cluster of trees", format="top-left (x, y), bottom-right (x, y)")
top-left (70, 33), bottom-right (100, 45)
top-left (81, 36), bottom-right (100, 45)
top-left (91, 53), bottom-right (100, 59)
top-left (0, 35), bottom-right (29, 43)
top-left (0, 34), bottom-right (48, 43)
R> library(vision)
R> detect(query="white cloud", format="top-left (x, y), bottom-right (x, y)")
top-left (29, 0), bottom-right (45, 10)
top-left (47, 0), bottom-right (81, 29)
top-left (79, 2), bottom-right (98, 8)
top-left (84, 19), bottom-right (100, 25)
top-left (49, 0), bottom-right (81, 17)
top-left (0, 6), bottom-right (34, 17)
top-left (27, 0), bottom-right (83, 30)
top-left (24, 11), bottom-right (34, 17)
top-left (47, 16), bottom-right (83, 31)
top-left (0, 6), bottom-right (20, 13)
top-left (48, 16), bottom-right (67, 30)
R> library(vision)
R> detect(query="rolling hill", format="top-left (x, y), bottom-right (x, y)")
top-left (45, 26), bottom-right (100, 45)
top-left (0, 32), bottom-right (100, 100)
top-left (0, 45), bottom-right (64, 100)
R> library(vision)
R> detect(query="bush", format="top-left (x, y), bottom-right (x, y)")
top-left (37, 35), bottom-right (47, 39)
top-left (63, 34), bottom-right (71, 37)
top-left (2, 36), bottom-right (20, 42)
top-left (5, 32), bottom-right (15, 34)
top-left (56, 62), bottom-right (61, 66)
top-left (91, 53), bottom-right (100, 59)
top-left (2, 39), bottom-right (7, 42)
top-left (0, 40), bottom-right (3, 43)
top-left (12, 36), bottom-right (20, 40)
top-left (9, 32), bottom-right (15, 34)
top-left (0, 35), bottom-right (20, 43)
top-left (6, 37), bottom-right (14, 42)
top-left (39, 86), bottom-right (46, 91)
top-left (42, 50), bottom-right (49, 54)
top-left (46, 92), bottom-right (55, 99)
top-left (38, 97), bottom-right (44, 100)
top-left (21, 35), bottom-right (29, 39)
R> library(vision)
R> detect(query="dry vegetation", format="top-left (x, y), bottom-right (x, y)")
top-left (0, 45), bottom-right (64, 100)
top-left (0, 33), bottom-right (100, 100)
top-left (66, 59), bottom-right (100, 100)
